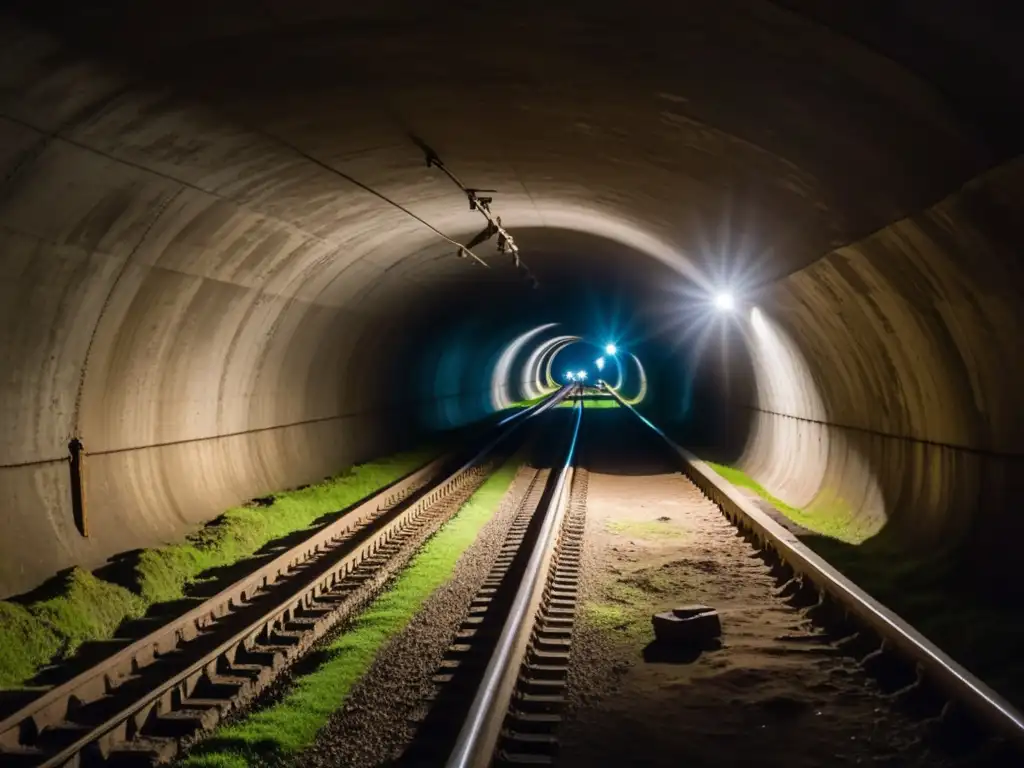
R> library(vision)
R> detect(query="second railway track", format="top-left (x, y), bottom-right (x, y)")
top-left (399, 395), bottom-right (586, 767)
top-left (0, 391), bottom-right (569, 768)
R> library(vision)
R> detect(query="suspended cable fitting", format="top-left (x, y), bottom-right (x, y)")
top-left (416, 139), bottom-right (540, 289)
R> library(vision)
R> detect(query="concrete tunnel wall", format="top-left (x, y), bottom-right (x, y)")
top-left (679, 160), bottom-right (1024, 579)
top-left (1, 2), bottom-right (1023, 598)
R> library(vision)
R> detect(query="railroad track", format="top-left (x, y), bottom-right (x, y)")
top-left (495, 469), bottom-right (587, 766)
top-left (0, 390), bottom-right (569, 768)
top-left (401, 396), bottom-right (585, 767)
top-left (398, 386), bottom-right (1024, 767)
top-left (601, 388), bottom-right (1024, 762)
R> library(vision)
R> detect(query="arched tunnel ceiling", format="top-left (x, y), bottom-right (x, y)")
top-left (1, 2), bottom-right (1023, 597)
top-left (4, 0), bottom-right (1018, 297)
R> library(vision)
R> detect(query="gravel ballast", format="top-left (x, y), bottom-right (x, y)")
top-left (299, 465), bottom-right (540, 768)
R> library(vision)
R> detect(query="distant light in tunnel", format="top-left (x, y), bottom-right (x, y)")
top-left (595, 356), bottom-right (605, 371)
top-left (713, 292), bottom-right (735, 312)
top-left (604, 343), bottom-right (618, 355)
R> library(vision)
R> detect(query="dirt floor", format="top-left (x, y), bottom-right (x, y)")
top-left (559, 411), bottom-right (962, 768)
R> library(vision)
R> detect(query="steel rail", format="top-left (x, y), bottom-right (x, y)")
top-left (496, 383), bottom-right (571, 427)
top-left (606, 388), bottom-right (1024, 753)
top-left (446, 393), bottom-right (583, 768)
top-left (0, 388), bottom-right (566, 766)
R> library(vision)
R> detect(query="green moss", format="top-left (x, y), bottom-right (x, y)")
top-left (556, 397), bottom-right (618, 409)
top-left (0, 602), bottom-right (61, 689)
top-left (31, 570), bottom-right (147, 654)
top-left (706, 462), bottom-right (873, 544)
top-left (509, 394), bottom-right (549, 408)
top-left (584, 602), bottom-right (629, 629)
top-left (605, 580), bottom-right (651, 606)
top-left (0, 570), bottom-right (146, 689)
top-left (510, 388), bottom-right (618, 410)
top-left (0, 450), bottom-right (433, 689)
top-left (606, 519), bottom-right (686, 540)
top-left (180, 456), bottom-right (523, 767)
top-left (134, 451), bottom-right (432, 605)
top-left (586, 573), bottom-right (662, 644)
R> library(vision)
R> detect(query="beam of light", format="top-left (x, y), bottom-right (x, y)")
top-left (750, 306), bottom-right (767, 336)
top-left (490, 323), bottom-right (558, 409)
top-left (604, 343), bottom-right (617, 355)
top-left (612, 355), bottom-right (624, 390)
top-left (733, 306), bottom-right (885, 541)
top-left (740, 307), bottom-right (834, 504)
top-left (615, 353), bottom-right (648, 405)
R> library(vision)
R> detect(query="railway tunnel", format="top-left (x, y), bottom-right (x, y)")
top-left (1, 0), bottom-right (1022, 656)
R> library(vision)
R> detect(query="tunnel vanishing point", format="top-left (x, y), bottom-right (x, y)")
top-left (0, 2), bottom-right (1022, 606)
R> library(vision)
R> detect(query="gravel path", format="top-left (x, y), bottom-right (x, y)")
top-left (559, 410), bottom-right (967, 768)
top-left (299, 465), bottom-right (539, 768)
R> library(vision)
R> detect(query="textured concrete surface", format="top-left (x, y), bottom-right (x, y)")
top-left (0, 2), bottom-right (1021, 595)
top-left (722, 160), bottom-right (1024, 567)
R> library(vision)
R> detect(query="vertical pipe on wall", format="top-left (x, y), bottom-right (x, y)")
top-left (68, 438), bottom-right (88, 537)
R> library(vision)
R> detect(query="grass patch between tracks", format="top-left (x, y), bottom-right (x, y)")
top-left (179, 455), bottom-right (524, 768)
top-left (0, 450), bottom-right (434, 690)
top-left (584, 576), bottom-right (662, 646)
top-left (557, 397), bottom-right (619, 409)
top-left (510, 390), bottom-right (620, 410)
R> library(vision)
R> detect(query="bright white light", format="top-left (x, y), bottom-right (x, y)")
top-left (577, 370), bottom-right (588, 381)
top-left (565, 371), bottom-right (575, 381)
top-left (714, 292), bottom-right (735, 312)
top-left (595, 356), bottom-right (605, 371)
top-left (604, 343), bottom-right (617, 355)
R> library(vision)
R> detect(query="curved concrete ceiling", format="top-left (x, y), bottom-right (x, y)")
top-left (0, 2), bottom-right (1022, 596)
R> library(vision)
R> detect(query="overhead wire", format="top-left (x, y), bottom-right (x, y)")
top-left (418, 143), bottom-right (540, 289)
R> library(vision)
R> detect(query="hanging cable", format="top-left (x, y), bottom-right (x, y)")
top-left (415, 138), bottom-right (540, 289)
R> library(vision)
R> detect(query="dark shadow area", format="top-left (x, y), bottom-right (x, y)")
top-left (642, 320), bottom-right (758, 467)
top-left (642, 637), bottom-right (722, 664)
top-left (798, 531), bottom-right (1024, 711)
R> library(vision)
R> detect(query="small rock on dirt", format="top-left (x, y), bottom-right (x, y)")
top-left (652, 605), bottom-right (722, 644)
